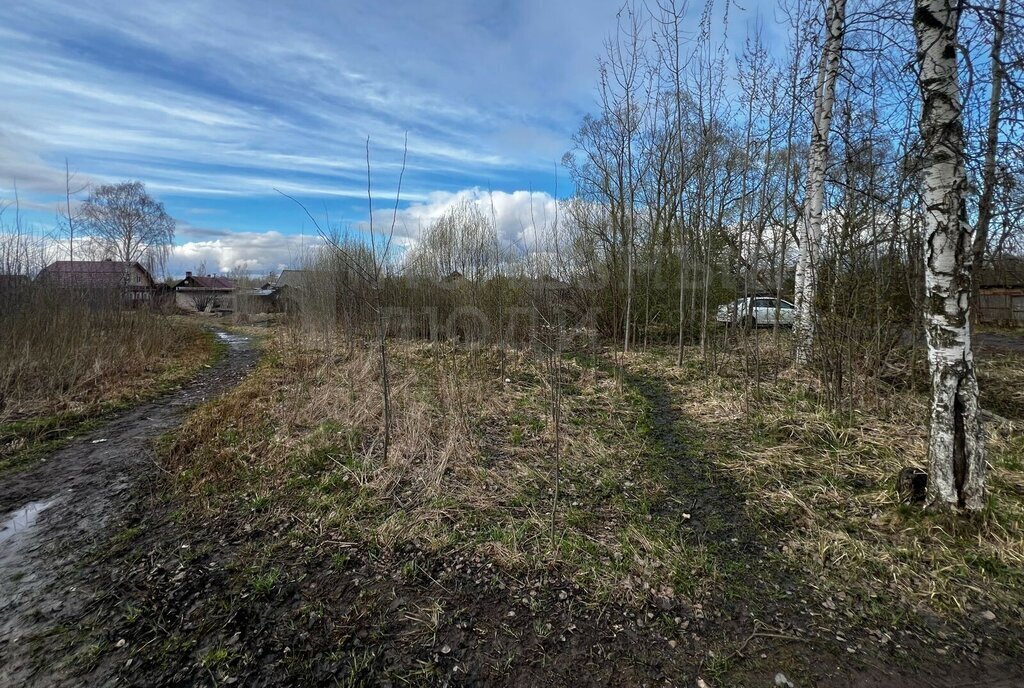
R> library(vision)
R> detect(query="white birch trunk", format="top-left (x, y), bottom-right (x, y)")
top-left (914, 0), bottom-right (986, 511)
top-left (794, 0), bottom-right (846, 366)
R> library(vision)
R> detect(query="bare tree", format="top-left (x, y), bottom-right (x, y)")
top-left (80, 181), bottom-right (175, 279)
top-left (56, 159), bottom-right (88, 262)
top-left (281, 137), bottom-right (407, 464)
top-left (600, 3), bottom-right (652, 354)
top-left (914, 0), bottom-right (986, 511)
top-left (971, 0), bottom-right (1007, 273)
top-left (366, 137), bottom-right (406, 464)
top-left (793, 0), bottom-right (847, 366)
top-left (189, 292), bottom-right (218, 313)
top-left (652, 0), bottom-right (693, 365)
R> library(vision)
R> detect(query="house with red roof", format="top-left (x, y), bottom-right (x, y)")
top-left (174, 271), bottom-right (235, 312)
top-left (36, 260), bottom-right (157, 305)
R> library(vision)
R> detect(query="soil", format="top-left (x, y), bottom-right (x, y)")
top-left (0, 330), bottom-right (257, 687)
top-left (1, 333), bottom-right (1022, 687)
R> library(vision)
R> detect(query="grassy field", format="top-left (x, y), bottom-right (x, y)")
top-left (0, 315), bottom-right (219, 476)
top-left (53, 326), bottom-right (1024, 685)
top-left (630, 341), bottom-right (1024, 623)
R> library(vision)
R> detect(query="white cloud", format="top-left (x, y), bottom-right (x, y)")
top-left (382, 187), bottom-right (561, 250)
top-left (168, 229), bottom-right (315, 278)
top-left (166, 187), bottom-right (563, 277)
top-left (0, 0), bottom-right (615, 203)
top-left (0, 0), bottom-right (781, 251)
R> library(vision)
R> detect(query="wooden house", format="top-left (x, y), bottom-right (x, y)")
top-left (977, 262), bottom-right (1024, 327)
top-left (174, 271), bottom-right (235, 312)
top-left (36, 260), bottom-right (157, 305)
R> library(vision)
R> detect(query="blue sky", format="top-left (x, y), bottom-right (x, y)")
top-left (0, 0), bottom-right (774, 276)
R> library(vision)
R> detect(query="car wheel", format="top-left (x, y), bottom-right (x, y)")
top-left (741, 316), bottom-right (755, 330)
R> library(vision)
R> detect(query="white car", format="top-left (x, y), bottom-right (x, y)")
top-left (716, 296), bottom-right (797, 328)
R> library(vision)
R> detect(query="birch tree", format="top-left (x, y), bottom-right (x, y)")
top-left (601, 5), bottom-right (651, 354)
top-left (914, 0), bottom-right (986, 511)
top-left (793, 0), bottom-right (846, 365)
top-left (80, 181), bottom-right (175, 277)
top-left (57, 159), bottom-right (87, 262)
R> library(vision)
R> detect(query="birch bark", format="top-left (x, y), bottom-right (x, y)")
top-left (794, 0), bottom-right (846, 366)
top-left (914, 0), bottom-right (986, 511)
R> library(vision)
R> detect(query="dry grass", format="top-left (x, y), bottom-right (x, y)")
top-left (0, 288), bottom-right (211, 422)
top-left (164, 329), bottom-right (710, 606)
top-left (0, 301), bottom-right (215, 474)
top-left (978, 350), bottom-right (1024, 424)
top-left (629, 333), bottom-right (1024, 623)
top-left (163, 325), bottom-right (1024, 632)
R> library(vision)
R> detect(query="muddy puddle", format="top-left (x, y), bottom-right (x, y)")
top-left (0, 499), bottom-right (57, 546)
top-left (216, 331), bottom-right (250, 348)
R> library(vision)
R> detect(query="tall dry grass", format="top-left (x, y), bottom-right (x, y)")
top-left (162, 329), bottom-right (710, 605)
top-left (630, 336), bottom-right (1024, 621)
top-left (0, 284), bottom-right (208, 423)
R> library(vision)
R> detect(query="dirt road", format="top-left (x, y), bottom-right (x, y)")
top-left (0, 330), bottom-right (256, 687)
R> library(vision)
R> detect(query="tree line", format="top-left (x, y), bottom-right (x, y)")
top-left (294, 0), bottom-right (1021, 515)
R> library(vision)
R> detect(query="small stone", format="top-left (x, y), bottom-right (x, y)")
top-left (980, 610), bottom-right (996, 622)
top-left (441, 645), bottom-right (451, 655)
top-left (775, 672), bottom-right (794, 688)
top-left (115, 639), bottom-right (126, 648)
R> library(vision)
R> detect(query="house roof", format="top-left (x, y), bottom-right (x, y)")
top-left (176, 274), bottom-right (234, 290)
top-left (977, 259), bottom-right (1024, 289)
top-left (978, 275), bottom-right (1024, 290)
top-left (531, 274), bottom-right (571, 290)
top-left (36, 260), bottom-right (154, 289)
